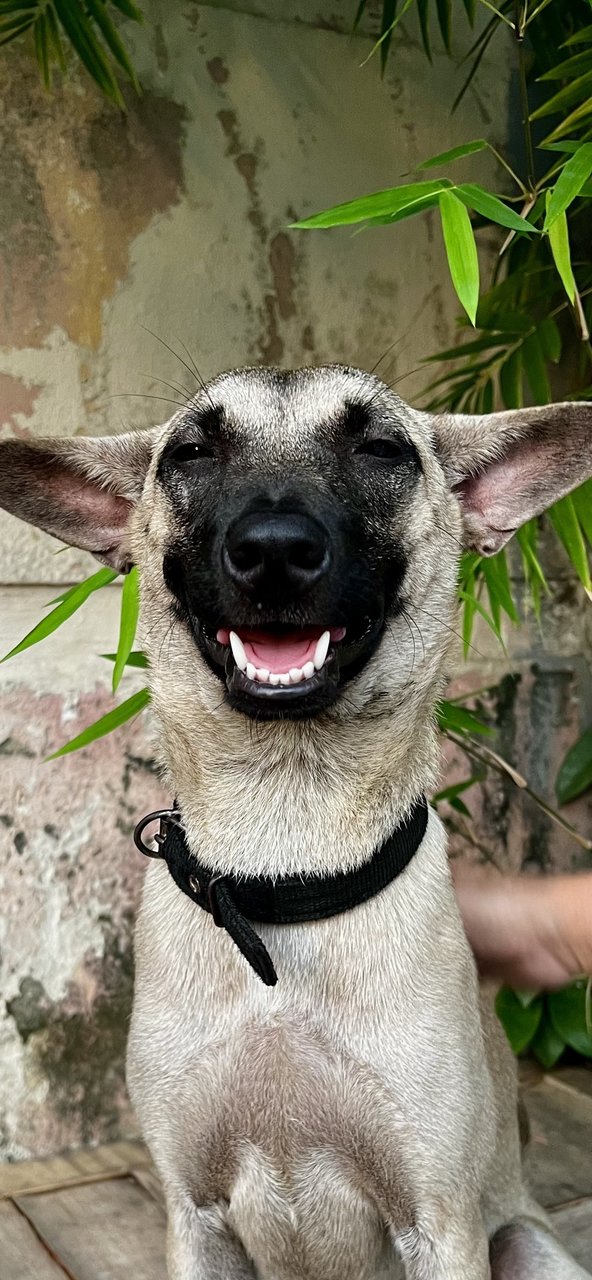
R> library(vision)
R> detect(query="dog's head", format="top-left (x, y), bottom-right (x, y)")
top-left (1, 365), bottom-right (591, 725)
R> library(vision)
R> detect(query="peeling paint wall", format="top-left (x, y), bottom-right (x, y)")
top-left (0, 1), bottom-right (589, 1160)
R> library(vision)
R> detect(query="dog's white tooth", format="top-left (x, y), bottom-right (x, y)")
top-left (279, 673), bottom-right (291, 686)
top-left (313, 630), bottom-right (331, 670)
top-left (246, 662), bottom-right (256, 681)
top-left (289, 667), bottom-right (303, 684)
top-left (229, 631), bottom-right (247, 672)
top-left (269, 673), bottom-right (280, 686)
top-left (302, 661), bottom-right (315, 680)
top-left (255, 668), bottom-right (269, 683)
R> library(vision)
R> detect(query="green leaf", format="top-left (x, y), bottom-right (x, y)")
top-left (523, 331), bottom-right (551, 405)
top-left (87, 0), bottom-right (140, 91)
top-left (572, 479), bottom-right (592, 546)
top-left (538, 315), bottom-right (562, 364)
top-left (54, 0), bottom-right (125, 108)
top-left (548, 203), bottom-right (577, 304)
top-left (433, 776), bottom-right (479, 806)
top-left (417, 0), bottom-right (431, 60)
top-left (563, 24), bottom-right (592, 47)
top-left (436, 699), bottom-right (492, 737)
top-left (435, 0), bottom-right (452, 53)
top-left (47, 687), bottom-right (151, 759)
top-left (46, 3), bottom-right (66, 72)
top-left (549, 981), bottom-right (592, 1058)
top-left (556, 727), bottom-right (592, 804)
top-left (500, 348), bottom-right (523, 408)
top-left (111, 0), bottom-right (143, 18)
top-left (542, 99), bottom-right (592, 146)
top-left (417, 140), bottom-right (487, 170)
top-left (439, 188), bottom-right (480, 325)
top-left (364, 190), bottom-right (442, 226)
top-left (379, 0), bottom-right (397, 74)
top-left (482, 550), bottom-right (520, 625)
top-left (0, 18), bottom-right (34, 44)
top-left (112, 565), bottom-right (140, 691)
top-left (424, 334), bottom-right (511, 362)
top-left (530, 1012), bottom-right (566, 1070)
top-left (541, 140), bottom-right (587, 153)
top-left (496, 987), bottom-right (543, 1056)
top-left (544, 143), bottom-right (592, 228)
top-left (34, 10), bottom-right (51, 89)
top-left (531, 71), bottom-right (592, 122)
top-left (539, 50), bottom-right (592, 81)
top-left (548, 494), bottom-right (592, 593)
top-left (2, 567), bottom-right (119, 662)
top-left (456, 183), bottom-right (537, 233)
top-left (291, 180), bottom-right (448, 229)
top-left (461, 0), bottom-right (476, 25)
top-left (102, 649), bottom-right (148, 669)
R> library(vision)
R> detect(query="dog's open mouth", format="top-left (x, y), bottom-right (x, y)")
top-left (196, 619), bottom-right (382, 717)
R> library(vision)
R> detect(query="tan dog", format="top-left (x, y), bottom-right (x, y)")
top-left (1, 365), bottom-right (591, 1280)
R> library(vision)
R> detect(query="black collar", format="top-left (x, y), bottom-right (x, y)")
top-left (133, 798), bottom-right (428, 987)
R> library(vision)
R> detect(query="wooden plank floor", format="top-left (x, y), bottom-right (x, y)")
top-left (1, 1069), bottom-right (591, 1277)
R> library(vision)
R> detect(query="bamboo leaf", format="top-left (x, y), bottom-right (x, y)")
top-left (572, 479), bottom-right (592, 546)
top-left (34, 10), bottom-right (51, 89)
top-left (548, 494), bottom-right (592, 592)
top-left (102, 649), bottom-right (148, 669)
top-left (461, 0), bottom-right (476, 24)
top-left (87, 0), bottom-right (140, 90)
top-left (531, 71), bottom-right (592, 121)
top-left (112, 565), bottom-right (140, 691)
top-left (500, 348), bottom-right (523, 408)
top-left (439, 189), bottom-right (480, 325)
top-left (523, 331), bottom-right (551, 405)
top-left (417, 139), bottom-right (488, 170)
top-left (435, 0), bottom-right (452, 53)
top-left (539, 50), bottom-right (592, 81)
top-left (542, 99), bottom-right (592, 146)
top-left (547, 202), bottom-right (577, 303)
top-left (417, 0), bottom-right (431, 60)
top-left (47, 687), bottom-right (151, 759)
top-left (556, 728), bottom-right (592, 804)
top-left (54, 0), bottom-right (125, 107)
top-left (436, 699), bottom-right (492, 736)
top-left (291, 180), bottom-right (449, 229)
top-left (455, 183), bottom-right (537, 233)
top-left (2, 567), bottom-right (119, 662)
top-left (544, 142), bottom-right (592, 228)
top-left (111, 0), bottom-right (143, 18)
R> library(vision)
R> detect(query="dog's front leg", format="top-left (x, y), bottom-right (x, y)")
top-left (395, 1212), bottom-right (490, 1280)
top-left (167, 1198), bottom-right (256, 1280)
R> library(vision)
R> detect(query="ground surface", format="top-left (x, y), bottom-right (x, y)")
top-left (1, 1067), bottom-right (592, 1278)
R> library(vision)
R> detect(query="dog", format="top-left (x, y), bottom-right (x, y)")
top-left (1, 364), bottom-right (591, 1280)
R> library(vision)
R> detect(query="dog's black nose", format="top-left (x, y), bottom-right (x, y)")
top-left (223, 511), bottom-right (330, 598)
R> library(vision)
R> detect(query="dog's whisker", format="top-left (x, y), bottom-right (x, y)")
top-left (140, 324), bottom-right (203, 394)
top-left (109, 393), bottom-right (187, 410)
top-left (138, 371), bottom-right (195, 403)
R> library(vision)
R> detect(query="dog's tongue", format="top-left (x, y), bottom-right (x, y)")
top-left (216, 626), bottom-right (346, 675)
top-left (241, 630), bottom-right (319, 674)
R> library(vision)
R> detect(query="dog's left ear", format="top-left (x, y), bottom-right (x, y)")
top-left (434, 402), bottom-right (592, 555)
top-left (0, 429), bottom-right (160, 571)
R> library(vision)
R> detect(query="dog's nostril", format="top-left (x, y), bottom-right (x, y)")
top-left (223, 511), bottom-right (330, 595)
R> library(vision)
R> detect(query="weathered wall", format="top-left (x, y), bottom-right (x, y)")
top-left (0, 0), bottom-right (589, 1160)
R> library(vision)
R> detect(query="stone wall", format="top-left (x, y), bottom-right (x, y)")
top-left (0, 0), bottom-right (589, 1160)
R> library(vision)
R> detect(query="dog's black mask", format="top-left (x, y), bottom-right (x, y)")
top-left (157, 371), bottom-right (421, 720)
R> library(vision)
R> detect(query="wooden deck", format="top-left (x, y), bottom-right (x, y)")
top-left (2, 1068), bottom-right (592, 1277)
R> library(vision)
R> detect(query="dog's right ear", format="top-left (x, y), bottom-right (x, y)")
top-left (0, 430), bottom-right (160, 571)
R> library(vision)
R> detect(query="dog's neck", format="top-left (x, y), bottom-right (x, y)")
top-left (152, 671), bottom-right (444, 879)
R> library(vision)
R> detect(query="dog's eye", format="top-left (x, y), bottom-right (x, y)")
top-left (356, 438), bottom-right (406, 462)
top-left (169, 442), bottom-right (214, 463)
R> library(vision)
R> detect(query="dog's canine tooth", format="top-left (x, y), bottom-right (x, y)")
top-left (313, 630), bottom-right (331, 670)
top-left (229, 631), bottom-right (248, 672)
top-left (302, 661), bottom-right (315, 680)
top-left (256, 668), bottom-right (270, 683)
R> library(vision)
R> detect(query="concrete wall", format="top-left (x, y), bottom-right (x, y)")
top-left (0, 0), bottom-right (589, 1160)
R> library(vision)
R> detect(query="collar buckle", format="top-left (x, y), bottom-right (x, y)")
top-left (133, 808), bottom-right (182, 859)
